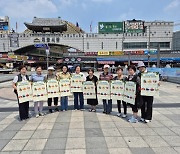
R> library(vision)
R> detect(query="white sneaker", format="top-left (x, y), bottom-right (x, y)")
top-left (121, 114), bottom-right (127, 118)
top-left (145, 119), bottom-right (151, 123)
top-left (128, 116), bottom-right (138, 123)
top-left (35, 114), bottom-right (39, 118)
top-left (140, 118), bottom-right (145, 122)
top-left (117, 113), bottom-right (121, 117)
top-left (39, 112), bottom-right (44, 116)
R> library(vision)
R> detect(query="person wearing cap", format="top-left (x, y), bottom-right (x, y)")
top-left (46, 66), bottom-right (59, 113)
top-left (99, 64), bottom-right (113, 114)
top-left (137, 61), bottom-right (159, 123)
top-left (31, 66), bottom-right (46, 118)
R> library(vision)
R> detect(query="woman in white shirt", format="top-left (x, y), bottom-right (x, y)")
top-left (12, 65), bottom-right (30, 121)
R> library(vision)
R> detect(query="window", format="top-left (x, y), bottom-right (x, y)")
top-left (42, 38), bottom-right (45, 42)
top-left (116, 42), bottom-right (118, 49)
top-left (123, 42), bottom-right (147, 49)
top-left (56, 37), bottom-right (60, 43)
top-left (87, 42), bottom-right (89, 49)
top-left (101, 42), bottom-right (104, 49)
top-left (150, 42), bottom-right (170, 48)
top-left (47, 38), bottom-right (50, 42)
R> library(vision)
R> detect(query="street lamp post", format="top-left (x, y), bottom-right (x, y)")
top-left (148, 53), bottom-right (150, 67)
top-left (46, 47), bottom-right (50, 70)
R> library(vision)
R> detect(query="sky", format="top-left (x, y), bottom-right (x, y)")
top-left (0, 0), bottom-right (180, 33)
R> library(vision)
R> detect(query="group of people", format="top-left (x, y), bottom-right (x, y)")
top-left (13, 61), bottom-right (156, 123)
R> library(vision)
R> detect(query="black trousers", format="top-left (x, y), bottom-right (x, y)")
top-left (18, 101), bottom-right (29, 120)
top-left (117, 100), bottom-right (127, 114)
top-left (141, 96), bottom-right (154, 120)
top-left (48, 97), bottom-right (58, 107)
top-left (15, 92), bottom-right (29, 120)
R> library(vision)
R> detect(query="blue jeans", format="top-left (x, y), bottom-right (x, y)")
top-left (103, 99), bottom-right (112, 113)
top-left (61, 96), bottom-right (68, 110)
top-left (73, 92), bottom-right (84, 110)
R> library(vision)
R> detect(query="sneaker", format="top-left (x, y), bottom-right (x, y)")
top-left (92, 109), bottom-right (96, 112)
top-left (39, 112), bottom-right (44, 116)
top-left (140, 118), bottom-right (145, 122)
top-left (49, 109), bottom-right (53, 113)
top-left (128, 116), bottom-right (138, 123)
top-left (55, 108), bottom-right (59, 112)
top-left (117, 113), bottom-right (121, 117)
top-left (121, 114), bottom-right (127, 118)
top-left (144, 119), bottom-right (151, 123)
top-left (103, 111), bottom-right (107, 114)
top-left (35, 114), bottom-right (39, 118)
top-left (89, 109), bottom-right (92, 112)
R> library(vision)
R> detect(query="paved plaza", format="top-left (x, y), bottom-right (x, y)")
top-left (0, 77), bottom-right (180, 154)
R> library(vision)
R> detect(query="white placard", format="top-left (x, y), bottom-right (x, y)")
top-left (47, 79), bottom-right (60, 98)
top-left (111, 80), bottom-right (124, 100)
top-left (141, 72), bottom-right (159, 96)
top-left (70, 74), bottom-right (84, 92)
top-left (59, 79), bottom-right (72, 97)
top-left (17, 81), bottom-right (32, 103)
top-left (32, 81), bottom-right (47, 101)
top-left (97, 81), bottom-right (110, 100)
top-left (83, 81), bottom-right (96, 99)
top-left (123, 81), bottom-right (136, 105)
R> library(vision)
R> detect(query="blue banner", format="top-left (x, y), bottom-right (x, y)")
top-left (147, 68), bottom-right (180, 77)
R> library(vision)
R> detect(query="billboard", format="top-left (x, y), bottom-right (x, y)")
top-left (98, 22), bottom-right (124, 34)
top-left (125, 20), bottom-right (144, 33)
top-left (9, 34), bottom-right (19, 47)
top-left (0, 22), bottom-right (8, 31)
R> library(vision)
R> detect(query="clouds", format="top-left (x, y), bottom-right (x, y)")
top-left (164, 0), bottom-right (180, 11)
top-left (0, 0), bottom-right (58, 18)
top-left (91, 0), bottom-right (113, 2)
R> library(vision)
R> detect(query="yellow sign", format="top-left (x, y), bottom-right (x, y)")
top-left (110, 51), bottom-right (124, 56)
top-left (98, 51), bottom-right (109, 56)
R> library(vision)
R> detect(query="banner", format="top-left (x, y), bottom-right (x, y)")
top-left (111, 80), bottom-right (124, 100)
top-left (123, 81), bottom-right (136, 105)
top-left (83, 81), bottom-right (96, 99)
top-left (141, 72), bottom-right (159, 96)
top-left (47, 79), bottom-right (60, 98)
top-left (97, 81), bottom-right (110, 100)
top-left (59, 79), bottom-right (72, 97)
top-left (32, 81), bottom-right (47, 101)
top-left (17, 81), bottom-right (32, 103)
top-left (70, 74), bottom-right (84, 92)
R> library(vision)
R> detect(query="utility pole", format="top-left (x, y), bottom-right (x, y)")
top-left (157, 43), bottom-right (160, 68)
top-left (148, 25), bottom-right (151, 67)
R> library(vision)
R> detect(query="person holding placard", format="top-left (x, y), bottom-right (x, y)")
top-left (31, 66), bottom-right (46, 118)
top-left (137, 61), bottom-right (159, 123)
top-left (13, 65), bottom-right (30, 121)
top-left (57, 65), bottom-right (71, 111)
top-left (113, 67), bottom-right (127, 118)
top-left (46, 66), bottom-right (59, 113)
top-left (73, 65), bottom-right (86, 110)
top-left (86, 68), bottom-right (98, 112)
top-left (126, 65), bottom-right (142, 123)
top-left (99, 64), bottom-right (113, 114)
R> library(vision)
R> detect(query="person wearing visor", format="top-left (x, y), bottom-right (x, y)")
top-left (46, 66), bottom-right (59, 113)
top-left (137, 61), bottom-right (159, 123)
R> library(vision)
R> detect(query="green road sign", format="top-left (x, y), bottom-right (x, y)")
top-left (98, 22), bottom-right (124, 34)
